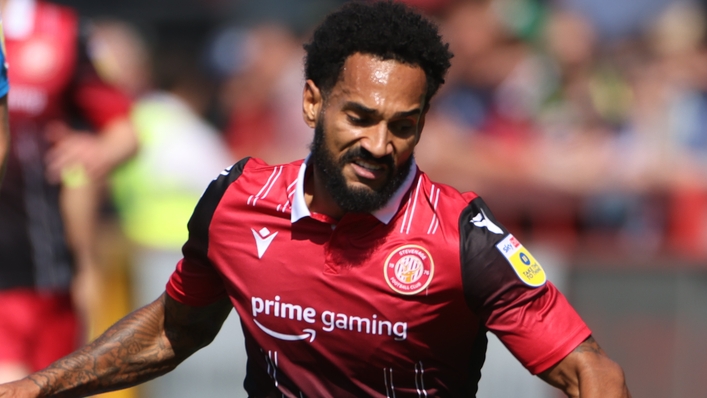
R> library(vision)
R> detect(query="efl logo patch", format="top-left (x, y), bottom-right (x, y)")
top-left (384, 245), bottom-right (434, 295)
top-left (495, 235), bottom-right (547, 287)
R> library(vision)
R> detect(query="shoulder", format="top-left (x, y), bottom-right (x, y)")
top-left (229, 157), bottom-right (302, 190)
top-left (36, 0), bottom-right (77, 17)
top-left (206, 157), bottom-right (255, 198)
top-left (36, 1), bottom-right (79, 29)
top-left (202, 157), bottom-right (302, 210)
top-left (414, 171), bottom-right (481, 223)
top-left (418, 171), bottom-right (479, 203)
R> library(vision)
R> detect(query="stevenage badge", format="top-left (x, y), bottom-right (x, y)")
top-left (384, 245), bottom-right (434, 295)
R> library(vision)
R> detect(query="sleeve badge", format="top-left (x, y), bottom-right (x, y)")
top-left (495, 234), bottom-right (547, 287)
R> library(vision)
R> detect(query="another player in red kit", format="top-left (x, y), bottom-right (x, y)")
top-left (0, 0), bottom-right (136, 383)
top-left (0, 2), bottom-right (629, 397)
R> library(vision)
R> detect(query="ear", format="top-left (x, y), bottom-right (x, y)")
top-left (302, 79), bottom-right (323, 129)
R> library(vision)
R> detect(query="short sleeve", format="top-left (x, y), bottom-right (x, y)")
top-left (68, 28), bottom-right (131, 129)
top-left (166, 158), bottom-right (251, 306)
top-left (459, 196), bottom-right (591, 374)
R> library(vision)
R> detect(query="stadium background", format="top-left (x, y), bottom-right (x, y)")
top-left (38, 0), bottom-right (707, 397)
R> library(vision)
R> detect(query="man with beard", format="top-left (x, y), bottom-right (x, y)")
top-left (0, 2), bottom-right (630, 397)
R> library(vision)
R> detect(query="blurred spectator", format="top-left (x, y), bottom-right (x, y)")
top-left (0, 0), bottom-right (137, 383)
top-left (418, 1), bottom-right (707, 258)
top-left (638, 1), bottom-right (707, 257)
top-left (212, 22), bottom-right (312, 164)
top-left (88, 19), bottom-right (245, 398)
top-left (562, 0), bottom-right (676, 40)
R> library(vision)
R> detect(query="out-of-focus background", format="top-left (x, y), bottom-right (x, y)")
top-left (32, 0), bottom-right (707, 397)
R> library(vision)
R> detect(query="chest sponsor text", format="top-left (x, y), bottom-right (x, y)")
top-left (251, 295), bottom-right (407, 341)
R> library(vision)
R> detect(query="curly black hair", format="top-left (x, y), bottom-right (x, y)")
top-left (303, 1), bottom-right (453, 103)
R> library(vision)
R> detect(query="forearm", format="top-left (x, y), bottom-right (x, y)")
top-left (44, 116), bottom-right (138, 184)
top-left (60, 182), bottom-right (100, 270)
top-left (0, 294), bottom-right (232, 398)
top-left (576, 360), bottom-right (631, 398)
top-left (97, 117), bottom-right (138, 174)
top-left (22, 296), bottom-right (179, 398)
top-left (540, 336), bottom-right (630, 398)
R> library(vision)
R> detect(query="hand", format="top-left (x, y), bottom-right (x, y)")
top-left (0, 378), bottom-right (41, 398)
top-left (44, 121), bottom-right (112, 185)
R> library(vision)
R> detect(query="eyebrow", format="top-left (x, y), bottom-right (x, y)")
top-left (343, 101), bottom-right (422, 119)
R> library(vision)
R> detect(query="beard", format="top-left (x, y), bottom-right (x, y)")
top-left (310, 120), bottom-right (413, 214)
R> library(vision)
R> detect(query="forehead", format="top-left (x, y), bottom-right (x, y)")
top-left (329, 53), bottom-right (427, 109)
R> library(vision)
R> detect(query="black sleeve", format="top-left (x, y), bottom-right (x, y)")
top-left (459, 196), bottom-right (545, 314)
top-left (181, 157), bottom-right (250, 267)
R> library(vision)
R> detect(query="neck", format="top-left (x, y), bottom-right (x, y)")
top-left (304, 163), bottom-right (345, 221)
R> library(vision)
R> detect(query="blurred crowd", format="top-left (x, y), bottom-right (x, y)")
top-left (416, 0), bottom-right (707, 262)
top-left (84, 0), bottom-right (707, 265)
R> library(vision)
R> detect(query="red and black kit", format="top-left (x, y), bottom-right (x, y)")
top-left (167, 157), bottom-right (591, 397)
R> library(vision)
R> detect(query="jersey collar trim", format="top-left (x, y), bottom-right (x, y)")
top-left (290, 155), bottom-right (418, 225)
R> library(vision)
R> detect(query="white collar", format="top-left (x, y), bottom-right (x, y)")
top-left (291, 155), bottom-right (418, 224)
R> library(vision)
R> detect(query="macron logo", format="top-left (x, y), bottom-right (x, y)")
top-left (252, 227), bottom-right (278, 259)
top-left (471, 209), bottom-right (503, 234)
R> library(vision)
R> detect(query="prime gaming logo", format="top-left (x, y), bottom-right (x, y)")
top-left (251, 296), bottom-right (408, 342)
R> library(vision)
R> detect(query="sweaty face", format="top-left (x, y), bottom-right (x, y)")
top-left (308, 53), bottom-right (428, 214)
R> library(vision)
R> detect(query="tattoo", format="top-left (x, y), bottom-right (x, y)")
top-left (25, 294), bottom-right (232, 398)
top-left (572, 336), bottom-right (605, 356)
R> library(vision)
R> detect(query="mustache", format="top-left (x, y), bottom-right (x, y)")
top-left (340, 146), bottom-right (394, 168)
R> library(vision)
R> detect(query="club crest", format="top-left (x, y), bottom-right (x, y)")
top-left (384, 245), bottom-right (434, 295)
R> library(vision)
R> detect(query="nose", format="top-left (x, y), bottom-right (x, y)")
top-left (361, 123), bottom-right (393, 158)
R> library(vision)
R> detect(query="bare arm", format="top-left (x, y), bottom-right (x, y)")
top-left (539, 336), bottom-right (631, 398)
top-left (44, 116), bottom-right (138, 184)
top-left (60, 180), bottom-right (101, 329)
top-left (53, 115), bottom-right (138, 331)
top-left (0, 293), bottom-right (233, 398)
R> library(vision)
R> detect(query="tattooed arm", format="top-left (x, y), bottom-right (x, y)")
top-left (538, 336), bottom-right (631, 398)
top-left (0, 293), bottom-right (233, 398)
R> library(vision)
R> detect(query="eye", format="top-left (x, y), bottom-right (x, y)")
top-left (347, 114), bottom-right (371, 126)
top-left (391, 120), bottom-right (416, 135)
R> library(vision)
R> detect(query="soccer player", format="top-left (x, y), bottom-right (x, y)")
top-left (0, 2), bottom-right (629, 397)
top-left (0, 0), bottom-right (136, 384)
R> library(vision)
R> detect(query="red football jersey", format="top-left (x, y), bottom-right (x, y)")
top-left (167, 157), bottom-right (591, 397)
top-left (4, 0), bottom-right (130, 126)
